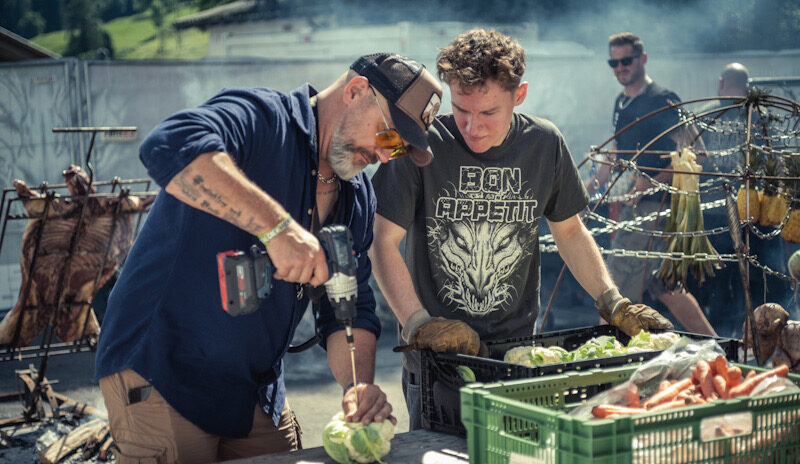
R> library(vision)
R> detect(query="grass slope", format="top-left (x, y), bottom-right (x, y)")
top-left (30, 4), bottom-right (208, 60)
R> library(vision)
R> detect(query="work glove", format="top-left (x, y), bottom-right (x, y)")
top-left (595, 287), bottom-right (674, 337)
top-left (393, 310), bottom-right (488, 357)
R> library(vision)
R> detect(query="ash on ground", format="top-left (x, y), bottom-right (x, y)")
top-left (0, 414), bottom-right (113, 464)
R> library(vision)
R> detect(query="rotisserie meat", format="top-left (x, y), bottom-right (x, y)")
top-left (0, 166), bottom-right (154, 346)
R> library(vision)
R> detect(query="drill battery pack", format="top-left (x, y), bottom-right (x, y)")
top-left (217, 245), bottom-right (273, 316)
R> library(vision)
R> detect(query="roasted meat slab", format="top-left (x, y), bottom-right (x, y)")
top-left (0, 166), bottom-right (154, 347)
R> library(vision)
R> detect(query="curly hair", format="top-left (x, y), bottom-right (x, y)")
top-left (436, 28), bottom-right (526, 92)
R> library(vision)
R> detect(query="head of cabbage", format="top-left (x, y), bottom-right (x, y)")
top-left (322, 412), bottom-right (395, 464)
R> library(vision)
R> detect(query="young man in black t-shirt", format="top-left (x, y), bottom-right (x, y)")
top-left (370, 29), bottom-right (674, 430)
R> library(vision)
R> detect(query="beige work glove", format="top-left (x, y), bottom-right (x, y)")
top-left (394, 310), bottom-right (488, 357)
top-left (595, 287), bottom-right (674, 337)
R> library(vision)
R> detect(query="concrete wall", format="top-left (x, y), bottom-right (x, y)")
top-left (0, 51), bottom-right (798, 326)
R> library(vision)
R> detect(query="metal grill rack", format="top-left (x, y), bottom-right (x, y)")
top-left (0, 127), bottom-right (157, 426)
top-left (540, 90), bottom-right (800, 367)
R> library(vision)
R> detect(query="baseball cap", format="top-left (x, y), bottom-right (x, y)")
top-left (350, 53), bottom-right (443, 166)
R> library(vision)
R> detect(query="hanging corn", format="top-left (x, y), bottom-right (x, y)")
top-left (657, 147), bottom-right (723, 289)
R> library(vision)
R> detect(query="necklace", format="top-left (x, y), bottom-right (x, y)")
top-left (318, 172), bottom-right (338, 184)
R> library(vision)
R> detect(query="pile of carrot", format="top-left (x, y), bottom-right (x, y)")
top-left (592, 356), bottom-right (789, 419)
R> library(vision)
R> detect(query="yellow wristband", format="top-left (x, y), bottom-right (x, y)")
top-left (257, 216), bottom-right (292, 247)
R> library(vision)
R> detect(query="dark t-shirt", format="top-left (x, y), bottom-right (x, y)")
top-left (613, 82), bottom-right (682, 170)
top-left (372, 113), bottom-right (588, 344)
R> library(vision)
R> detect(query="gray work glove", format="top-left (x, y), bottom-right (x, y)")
top-left (393, 309), bottom-right (488, 357)
top-left (595, 287), bottom-right (674, 337)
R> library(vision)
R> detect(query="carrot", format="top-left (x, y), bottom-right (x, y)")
top-left (696, 360), bottom-right (715, 399)
top-left (592, 404), bottom-right (647, 418)
top-left (658, 380), bottom-right (671, 392)
top-left (714, 356), bottom-right (729, 383)
top-left (713, 375), bottom-right (729, 399)
top-left (643, 378), bottom-right (693, 409)
top-left (685, 394), bottom-right (707, 405)
top-left (626, 384), bottom-right (641, 408)
top-left (728, 365), bottom-right (790, 398)
top-left (649, 399), bottom-right (687, 412)
top-left (745, 369), bottom-right (757, 381)
top-left (728, 366), bottom-right (742, 388)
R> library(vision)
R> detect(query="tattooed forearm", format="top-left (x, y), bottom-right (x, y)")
top-left (222, 208), bottom-right (242, 225)
top-left (199, 184), bottom-right (228, 207)
top-left (200, 200), bottom-right (221, 216)
top-left (174, 172), bottom-right (201, 202)
top-left (240, 216), bottom-right (267, 232)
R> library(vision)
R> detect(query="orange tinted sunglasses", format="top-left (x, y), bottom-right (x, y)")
top-left (371, 87), bottom-right (408, 159)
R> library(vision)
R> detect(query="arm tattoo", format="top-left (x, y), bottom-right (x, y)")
top-left (174, 172), bottom-right (200, 202)
top-left (200, 200), bottom-right (221, 216)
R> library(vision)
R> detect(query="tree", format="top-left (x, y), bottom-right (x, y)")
top-left (64, 0), bottom-right (115, 58)
top-left (17, 10), bottom-right (45, 37)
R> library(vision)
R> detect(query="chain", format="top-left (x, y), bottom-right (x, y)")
top-left (745, 254), bottom-right (795, 283)
top-left (687, 108), bottom-right (800, 139)
top-left (744, 198), bottom-right (793, 239)
top-left (539, 243), bottom-right (738, 262)
top-left (596, 159), bottom-right (728, 204)
top-left (541, 199), bottom-right (730, 244)
top-left (586, 208), bottom-right (730, 238)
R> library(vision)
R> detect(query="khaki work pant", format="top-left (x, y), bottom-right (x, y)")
top-left (99, 369), bottom-right (302, 463)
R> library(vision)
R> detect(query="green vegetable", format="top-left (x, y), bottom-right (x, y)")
top-left (322, 412), bottom-right (395, 464)
top-left (503, 331), bottom-right (681, 366)
top-left (456, 365), bottom-right (476, 382)
top-left (503, 346), bottom-right (535, 366)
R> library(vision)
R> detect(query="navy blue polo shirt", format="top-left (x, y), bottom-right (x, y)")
top-left (94, 84), bottom-right (380, 438)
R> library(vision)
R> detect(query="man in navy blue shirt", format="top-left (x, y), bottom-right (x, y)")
top-left (95, 53), bottom-right (442, 462)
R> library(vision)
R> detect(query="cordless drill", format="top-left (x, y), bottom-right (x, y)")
top-left (216, 225), bottom-right (360, 399)
top-left (217, 224), bottom-right (357, 322)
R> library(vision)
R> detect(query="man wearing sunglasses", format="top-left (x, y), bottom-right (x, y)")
top-left (587, 32), bottom-right (716, 336)
top-left (370, 28), bottom-right (673, 430)
top-left (94, 53), bottom-right (442, 462)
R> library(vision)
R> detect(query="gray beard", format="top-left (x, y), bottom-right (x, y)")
top-left (327, 142), bottom-right (360, 180)
top-left (328, 132), bottom-right (374, 181)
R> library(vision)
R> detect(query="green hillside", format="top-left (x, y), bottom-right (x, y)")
top-left (30, 4), bottom-right (208, 60)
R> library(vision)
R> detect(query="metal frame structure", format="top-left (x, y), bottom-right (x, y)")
top-left (0, 127), bottom-right (156, 427)
top-left (538, 92), bottom-right (800, 367)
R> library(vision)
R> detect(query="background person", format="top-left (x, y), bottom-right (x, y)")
top-left (697, 62), bottom-right (793, 337)
top-left (369, 29), bottom-right (673, 430)
top-left (588, 32), bottom-right (717, 336)
top-left (94, 53), bottom-right (442, 462)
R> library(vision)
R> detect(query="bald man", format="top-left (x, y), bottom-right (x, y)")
top-left (695, 62), bottom-right (790, 338)
top-left (718, 62), bottom-right (750, 97)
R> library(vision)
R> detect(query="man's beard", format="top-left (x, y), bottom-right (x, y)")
top-left (617, 65), bottom-right (644, 87)
top-left (327, 113), bottom-right (374, 180)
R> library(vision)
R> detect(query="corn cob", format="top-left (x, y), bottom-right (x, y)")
top-left (736, 148), bottom-right (763, 222)
top-left (782, 156), bottom-right (800, 242)
top-left (657, 148), bottom-right (722, 288)
top-left (737, 185), bottom-right (761, 222)
top-left (760, 155), bottom-right (785, 226)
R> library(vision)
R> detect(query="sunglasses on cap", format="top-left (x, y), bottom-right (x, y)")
top-left (370, 86), bottom-right (408, 159)
top-left (607, 54), bottom-right (641, 68)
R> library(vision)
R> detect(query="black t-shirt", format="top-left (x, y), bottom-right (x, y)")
top-left (372, 113), bottom-right (589, 342)
top-left (613, 82), bottom-right (681, 170)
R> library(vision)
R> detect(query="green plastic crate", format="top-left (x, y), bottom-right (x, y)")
top-left (461, 363), bottom-right (800, 464)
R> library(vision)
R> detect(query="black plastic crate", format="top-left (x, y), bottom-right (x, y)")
top-left (419, 324), bottom-right (741, 436)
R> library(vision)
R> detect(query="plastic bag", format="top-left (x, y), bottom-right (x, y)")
top-left (571, 337), bottom-right (725, 419)
top-left (573, 337), bottom-right (800, 420)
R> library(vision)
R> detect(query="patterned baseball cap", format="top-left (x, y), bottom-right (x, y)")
top-left (350, 53), bottom-right (443, 166)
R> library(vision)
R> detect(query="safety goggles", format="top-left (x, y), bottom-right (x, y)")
top-left (370, 86), bottom-right (408, 159)
top-left (607, 54), bottom-right (641, 68)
